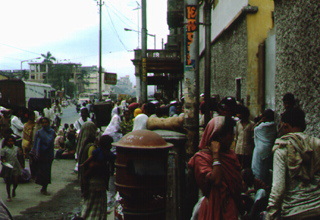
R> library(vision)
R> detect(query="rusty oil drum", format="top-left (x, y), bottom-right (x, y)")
top-left (113, 130), bottom-right (173, 220)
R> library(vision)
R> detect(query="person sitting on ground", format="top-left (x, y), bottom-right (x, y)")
top-left (241, 168), bottom-right (270, 219)
top-left (62, 132), bottom-right (76, 159)
top-left (54, 130), bottom-right (65, 149)
top-left (267, 108), bottom-right (320, 219)
top-left (67, 123), bottom-right (76, 136)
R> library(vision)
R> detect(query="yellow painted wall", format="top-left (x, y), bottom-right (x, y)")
top-left (246, 0), bottom-right (274, 116)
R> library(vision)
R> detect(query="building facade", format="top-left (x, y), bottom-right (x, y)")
top-left (273, 0), bottom-right (320, 136)
top-left (81, 65), bottom-right (111, 95)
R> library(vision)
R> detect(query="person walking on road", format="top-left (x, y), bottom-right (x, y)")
top-left (31, 117), bottom-right (56, 195)
top-left (79, 134), bottom-right (113, 219)
top-left (76, 121), bottom-right (109, 219)
top-left (0, 135), bottom-right (23, 202)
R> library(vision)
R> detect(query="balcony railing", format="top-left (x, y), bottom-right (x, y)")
top-left (134, 49), bottom-right (181, 61)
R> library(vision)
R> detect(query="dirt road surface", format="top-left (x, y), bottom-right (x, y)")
top-left (0, 104), bottom-right (115, 219)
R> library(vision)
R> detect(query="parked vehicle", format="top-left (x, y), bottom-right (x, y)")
top-left (0, 79), bottom-right (55, 111)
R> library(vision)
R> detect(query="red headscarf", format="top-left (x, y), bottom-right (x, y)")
top-left (188, 116), bottom-right (243, 220)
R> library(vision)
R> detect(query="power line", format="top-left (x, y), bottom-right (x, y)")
top-left (107, 1), bottom-right (137, 27)
top-left (0, 42), bottom-right (41, 56)
top-left (105, 5), bottom-right (128, 51)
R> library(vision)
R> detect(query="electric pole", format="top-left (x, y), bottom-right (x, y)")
top-left (140, 0), bottom-right (147, 103)
top-left (96, 0), bottom-right (104, 100)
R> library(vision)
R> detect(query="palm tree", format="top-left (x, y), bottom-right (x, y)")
top-left (41, 51), bottom-right (56, 63)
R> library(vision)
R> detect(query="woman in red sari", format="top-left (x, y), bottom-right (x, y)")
top-left (188, 116), bottom-right (243, 219)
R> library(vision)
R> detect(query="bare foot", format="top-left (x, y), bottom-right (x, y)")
top-left (6, 198), bottom-right (12, 202)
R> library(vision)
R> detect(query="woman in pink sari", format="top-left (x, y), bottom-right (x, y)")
top-left (188, 116), bottom-right (243, 219)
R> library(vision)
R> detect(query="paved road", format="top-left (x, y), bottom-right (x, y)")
top-left (0, 104), bottom-right (114, 219)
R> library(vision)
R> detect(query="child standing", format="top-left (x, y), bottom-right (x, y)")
top-left (234, 106), bottom-right (255, 169)
top-left (0, 135), bottom-right (23, 202)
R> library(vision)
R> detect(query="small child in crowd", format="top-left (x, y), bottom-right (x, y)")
top-left (0, 136), bottom-right (23, 202)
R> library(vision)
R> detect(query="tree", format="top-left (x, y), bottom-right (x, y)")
top-left (46, 64), bottom-right (73, 90)
top-left (41, 51), bottom-right (56, 63)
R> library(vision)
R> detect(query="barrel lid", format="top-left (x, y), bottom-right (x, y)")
top-left (113, 130), bottom-right (173, 149)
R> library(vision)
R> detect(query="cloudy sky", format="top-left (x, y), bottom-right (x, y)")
top-left (0, 0), bottom-right (169, 84)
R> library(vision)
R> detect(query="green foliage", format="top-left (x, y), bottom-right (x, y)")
top-left (41, 51), bottom-right (56, 63)
top-left (47, 64), bottom-right (73, 90)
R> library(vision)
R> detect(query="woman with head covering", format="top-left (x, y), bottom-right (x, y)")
top-left (103, 107), bottom-right (123, 144)
top-left (188, 116), bottom-right (243, 219)
top-left (76, 121), bottom-right (109, 219)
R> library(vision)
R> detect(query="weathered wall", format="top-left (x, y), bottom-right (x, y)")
top-left (199, 15), bottom-right (248, 104)
top-left (274, 0), bottom-right (320, 137)
top-left (246, 0), bottom-right (274, 116)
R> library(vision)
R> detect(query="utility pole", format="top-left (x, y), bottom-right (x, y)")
top-left (96, 0), bottom-right (104, 101)
top-left (184, 0), bottom-right (199, 218)
top-left (204, 0), bottom-right (213, 126)
top-left (140, 0), bottom-right (147, 103)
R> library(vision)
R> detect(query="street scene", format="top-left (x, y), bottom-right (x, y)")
top-left (0, 105), bottom-right (115, 219)
top-left (0, 0), bottom-right (319, 220)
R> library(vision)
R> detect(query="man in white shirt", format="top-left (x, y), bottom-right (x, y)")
top-left (43, 103), bottom-right (55, 125)
top-left (74, 107), bottom-right (92, 134)
top-left (10, 108), bottom-right (24, 148)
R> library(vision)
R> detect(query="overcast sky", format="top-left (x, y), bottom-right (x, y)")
top-left (0, 0), bottom-right (169, 84)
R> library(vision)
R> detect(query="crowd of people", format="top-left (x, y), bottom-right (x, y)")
top-left (189, 93), bottom-right (320, 220)
top-left (0, 96), bottom-right (186, 219)
top-left (0, 92), bottom-right (319, 220)
top-left (0, 100), bottom-right (72, 202)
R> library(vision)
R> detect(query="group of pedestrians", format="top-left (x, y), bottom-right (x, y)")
top-left (189, 93), bottom-right (320, 220)
top-left (0, 100), bottom-right (67, 202)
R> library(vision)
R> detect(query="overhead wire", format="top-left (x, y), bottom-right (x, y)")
top-left (104, 4), bottom-right (128, 51)
top-left (107, 1), bottom-right (137, 27)
top-left (0, 43), bottom-right (41, 56)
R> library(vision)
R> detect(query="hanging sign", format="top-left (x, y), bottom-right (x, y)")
top-left (104, 72), bottom-right (117, 85)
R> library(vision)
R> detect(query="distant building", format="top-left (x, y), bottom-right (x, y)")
top-left (81, 65), bottom-right (111, 94)
top-left (28, 62), bottom-right (81, 84)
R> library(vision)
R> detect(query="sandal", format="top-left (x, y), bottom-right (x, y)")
top-left (41, 190), bottom-right (50, 196)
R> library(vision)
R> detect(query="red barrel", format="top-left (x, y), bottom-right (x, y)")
top-left (113, 130), bottom-right (173, 220)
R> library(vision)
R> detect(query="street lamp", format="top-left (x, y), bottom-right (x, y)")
top-left (124, 28), bottom-right (156, 49)
top-left (20, 57), bottom-right (41, 70)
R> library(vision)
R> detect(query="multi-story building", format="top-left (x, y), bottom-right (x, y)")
top-left (81, 65), bottom-right (111, 94)
top-left (28, 62), bottom-right (82, 84)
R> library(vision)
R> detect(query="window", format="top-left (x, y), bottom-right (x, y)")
top-left (236, 78), bottom-right (241, 101)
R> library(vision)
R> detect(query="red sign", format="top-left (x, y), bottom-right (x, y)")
top-left (104, 72), bottom-right (117, 85)
top-left (186, 5), bottom-right (197, 66)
